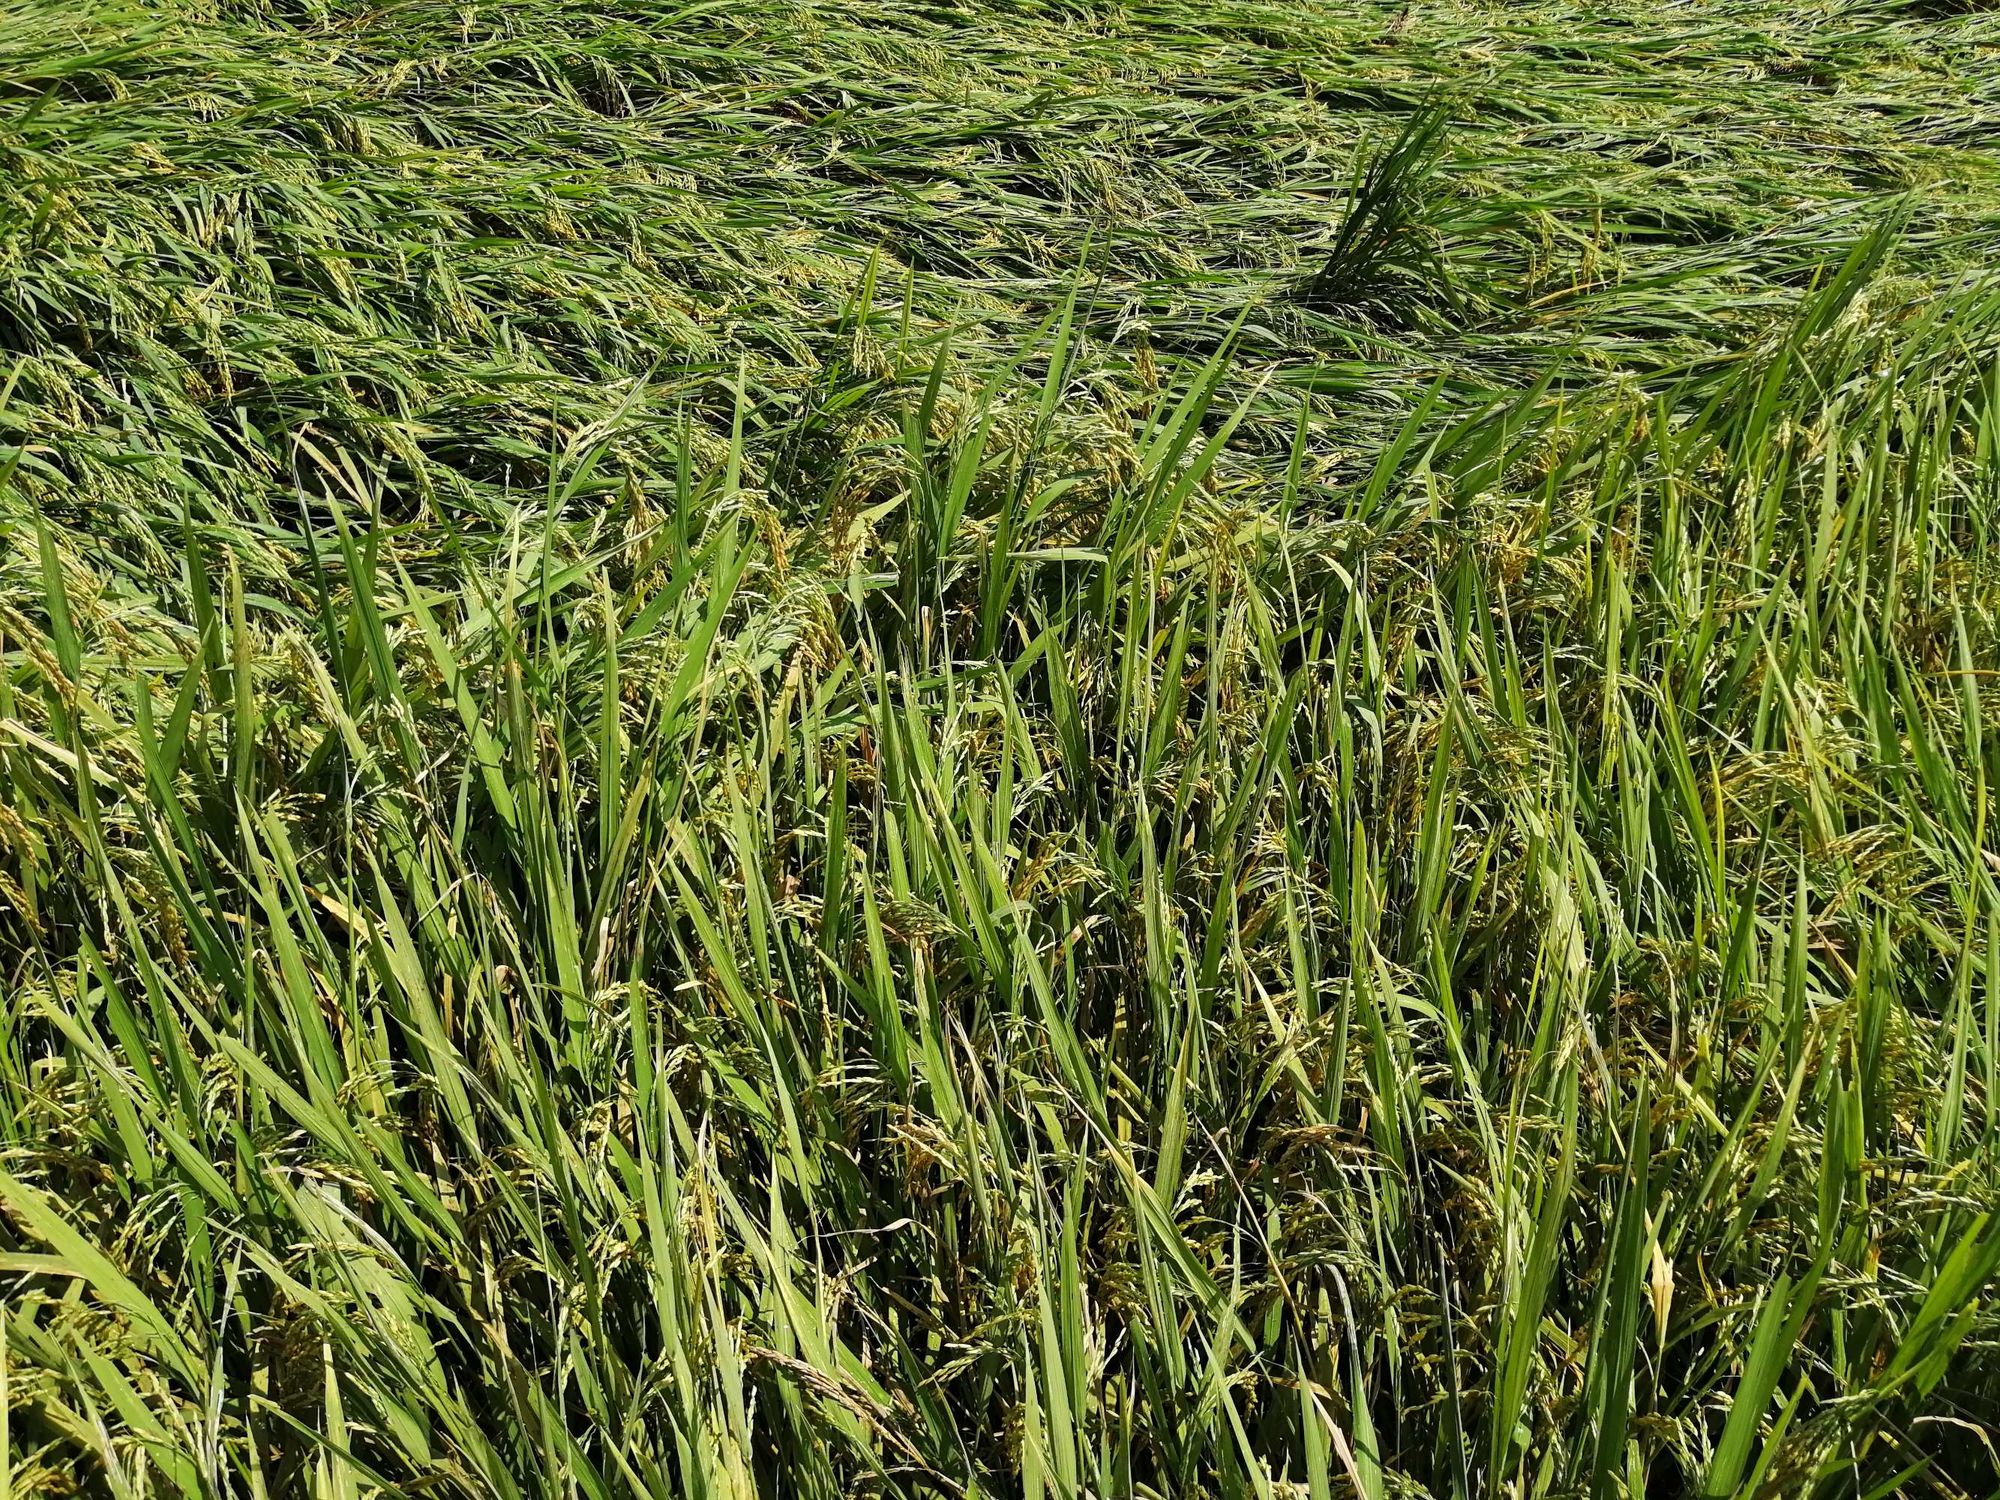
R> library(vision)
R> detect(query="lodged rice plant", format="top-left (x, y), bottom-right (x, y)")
top-left (3, 0), bottom-right (2000, 1495)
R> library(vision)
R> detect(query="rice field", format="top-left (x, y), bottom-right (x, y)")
top-left (4, 0), bottom-right (2000, 1494)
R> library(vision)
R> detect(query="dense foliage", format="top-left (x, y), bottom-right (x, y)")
top-left (4, 0), bottom-right (2000, 1495)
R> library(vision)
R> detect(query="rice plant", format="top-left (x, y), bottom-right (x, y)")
top-left (3, 0), bottom-right (2000, 1495)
